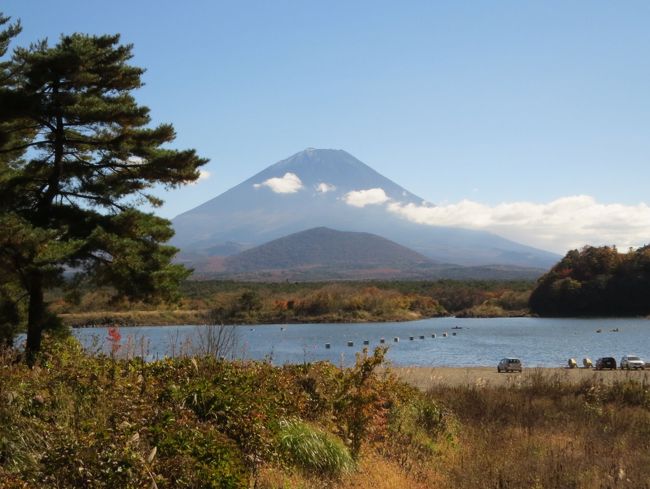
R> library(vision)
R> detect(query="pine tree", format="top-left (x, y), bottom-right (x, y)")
top-left (0, 13), bottom-right (26, 347)
top-left (0, 27), bottom-right (208, 360)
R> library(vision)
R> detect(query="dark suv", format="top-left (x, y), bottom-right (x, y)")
top-left (595, 357), bottom-right (617, 370)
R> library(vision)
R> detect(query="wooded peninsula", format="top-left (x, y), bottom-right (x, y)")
top-left (49, 279), bottom-right (534, 329)
top-left (530, 245), bottom-right (650, 316)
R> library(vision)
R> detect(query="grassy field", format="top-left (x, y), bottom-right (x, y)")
top-left (393, 365), bottom-right (650, 389)
top-left (397, 367), bottom-right (650, 488)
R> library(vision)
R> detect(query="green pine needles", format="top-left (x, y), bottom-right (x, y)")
top-left (0, 14), bottom-right (208, 360)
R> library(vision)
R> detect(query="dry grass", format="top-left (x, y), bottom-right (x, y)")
top-left (256, 451), bottom-right (439, 489)
top-left (414, 370), bottom-right (650, 488)
top-left (393, 365), bottom-right (650, 390)
top-left (58, 308), bottom-right (211, 327)
top-left (368, 367), bottom-right (650, 488)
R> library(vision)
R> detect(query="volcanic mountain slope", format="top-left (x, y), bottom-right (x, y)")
top-left (172, 148), bottom-right (559, 268)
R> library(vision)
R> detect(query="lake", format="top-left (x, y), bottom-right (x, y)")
top-left (71, 317), bottom-right (650, 367)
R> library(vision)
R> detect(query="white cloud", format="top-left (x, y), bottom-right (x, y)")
top-left (386, 195), bottom-right (650, 253)
top-left (344, 188), bottom-right (390, 208)
top-left (253, 172), bottom-right (303, 194)
top-left (316, 182), bottom-right (336, 193)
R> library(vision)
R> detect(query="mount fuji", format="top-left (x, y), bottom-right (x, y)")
top-left (171, 148), bottom-right (558, 272)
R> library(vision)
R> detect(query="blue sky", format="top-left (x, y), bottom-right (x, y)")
top-left (3, 1), bottom-right (650, 252)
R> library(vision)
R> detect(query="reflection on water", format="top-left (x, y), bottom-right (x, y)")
top-left (71, 317), bottom-right (650, 367)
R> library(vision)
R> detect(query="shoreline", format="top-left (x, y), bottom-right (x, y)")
top-left (60, 310), bottom-right (649, 328)
top-left (60, 310), bottom-right (540, 328)
top-left (392, 365), bottom-right (650, 389)
top-left (61, 310), bottom-right (451, 328)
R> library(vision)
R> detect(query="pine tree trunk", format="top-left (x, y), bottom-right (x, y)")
top-left (26, 272), bottom-right (45, 365)
top-left (24, 86), bottom-right (61, 366)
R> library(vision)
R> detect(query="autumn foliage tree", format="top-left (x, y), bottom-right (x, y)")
top-left (0, 16), bottom-right (208, 360)
top-left (529, 245), bottom-right (650, 316)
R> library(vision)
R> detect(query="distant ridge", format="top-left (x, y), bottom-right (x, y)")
top-left (172, 148), bottom-right (560, 270)
top-left (188, 227), bottom-right (546, 281)
top-left (224, 227), bottom-right (433, 272)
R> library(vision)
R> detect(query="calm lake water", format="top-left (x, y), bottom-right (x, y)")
top-left (72, 317), bottom-right (650, 367)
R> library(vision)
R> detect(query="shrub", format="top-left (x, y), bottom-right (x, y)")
top-left (153, 422), bottom-right (249, 489)
top-left (334, 347), bottom-right (388, 459)
top-left (380, 386), bottom-right (453, 480)
top-left (278, 419), bottom-right (354, 477)
top-left (1, 337), bottom-right (449, 487)
top-left (181, 365), bottom-right (288, 459)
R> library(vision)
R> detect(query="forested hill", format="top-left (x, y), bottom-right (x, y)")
top-left (529, 245), bottom-right (650, 316)
top-left (223, 227), bottom-right (433, 273)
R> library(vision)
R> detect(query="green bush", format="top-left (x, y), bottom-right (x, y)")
top-left (181, 364), bottom-right (292, 458)
top-left (278, 419), bottom-right (354, 477)
top-left (382, 389), bottom-right (454, 479)
top-left (153, 422), bottom-right (249, 489)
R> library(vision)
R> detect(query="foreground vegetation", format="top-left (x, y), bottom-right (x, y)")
top-left (0, 338), bottom-right (452, 488)
top-left (5, 338), bottom-right (650, 488)
top-left (426, 371), bottom-right (650, 488)
top-left (48, 280), bottom-right (534, 328)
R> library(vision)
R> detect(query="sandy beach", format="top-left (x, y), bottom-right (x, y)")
top-left (392, 365), bottom-right (650, 390)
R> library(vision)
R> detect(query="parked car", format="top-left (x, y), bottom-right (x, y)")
top-left (620, 355), bottom-right (645, 370)
top-left (595, 357), bottom-right (617, 370)
top-left (497, 358), bottom-right (522, 373)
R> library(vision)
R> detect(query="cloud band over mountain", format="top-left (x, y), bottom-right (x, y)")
top-left (382, 194), bottom-right (650, 253)
top-left (256, 166), bottom-right (649, 253)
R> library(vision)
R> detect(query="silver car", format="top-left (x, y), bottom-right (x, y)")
top-left (620, 355), bottom-right (645, 370)
top-left (497, 358), bottom-right (522, 373)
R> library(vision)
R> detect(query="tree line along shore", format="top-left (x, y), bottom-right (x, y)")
top-left (48, 279), bottom-right (534, 328)
top-left (50, 243), bottom-right (650, 329)
top-left (41, 245), bottom-right (650, 331)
